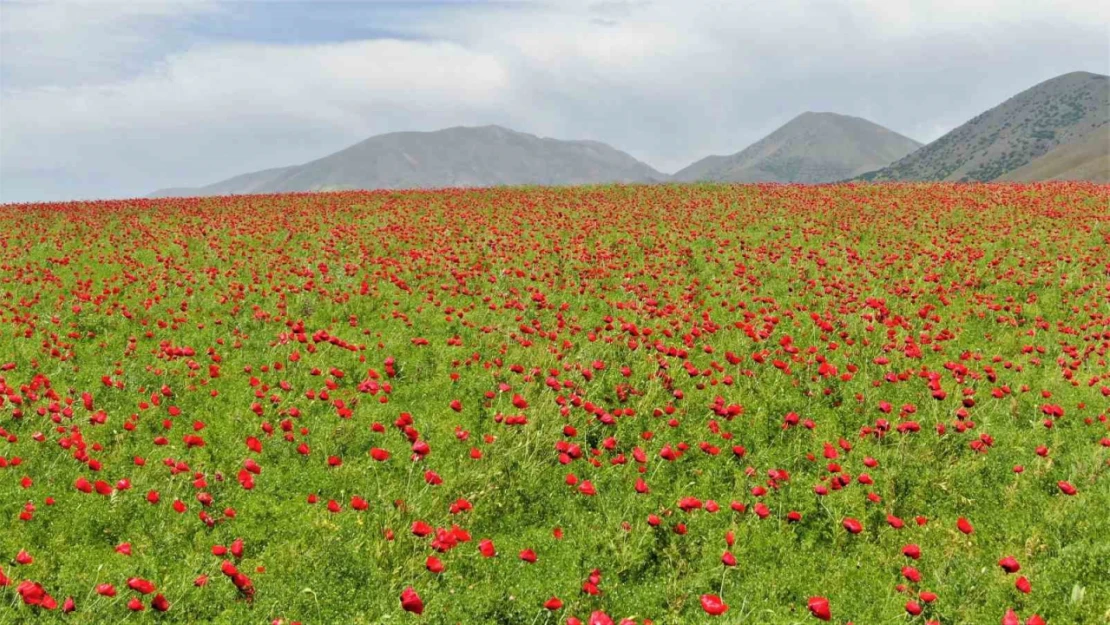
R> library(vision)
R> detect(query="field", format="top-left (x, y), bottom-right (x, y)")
top-left (1, 183), bottom-right (1108, 624)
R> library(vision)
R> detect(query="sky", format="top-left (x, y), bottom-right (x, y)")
top-left (1, 0), bottom-right (1108, 203)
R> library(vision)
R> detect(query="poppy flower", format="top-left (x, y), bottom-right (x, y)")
top-left (957, 517), bottom-right (974, 535)
top-left (478, 539), bottom-right (496, 557)
top-left (17, 581), bottom-right (55, 608)
top-left (128, 578), bottom-right (156, 594)
top-left (544, 596), bottom-right (563, 610)
top-left (807, 596), bottom-right (831, 621)
top-left (700, 594), bottom-right (728, 616)
top-left (400, 587), bottom-right (424, 615)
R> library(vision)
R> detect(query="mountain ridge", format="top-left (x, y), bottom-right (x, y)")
top-left (151, 125), bottom-right (667, 197)
top-left (858, 71), bottom-right (1109, 182)
top-left (674, 112), bottom-right (922, 183)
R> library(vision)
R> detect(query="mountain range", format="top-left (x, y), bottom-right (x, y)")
top-left (152, 71), bottom-right (1109, 197)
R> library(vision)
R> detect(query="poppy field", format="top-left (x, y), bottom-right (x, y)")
top-left (1, 183), bottom-right (1109, 624)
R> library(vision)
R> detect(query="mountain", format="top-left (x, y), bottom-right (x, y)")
top-left (152, 166), bottom-right (297, 198)
top-left (673, 112), bottom-right (922, 183)
top-left (151, 125), bottom-right (668, 197)
top-left (998, 126), bottom-right (1109, 183)
top-left (860, 71), bottom-right (1109, 182)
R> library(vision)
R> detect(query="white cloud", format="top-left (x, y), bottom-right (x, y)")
top-left (0, 1), bottom-right (220, 87)
top-left (1, 37), bottom-right (511, 197)
top-left (1, 0), bottom-right (1107, 202)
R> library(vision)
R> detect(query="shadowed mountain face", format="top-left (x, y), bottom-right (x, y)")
top-left (151, 125), bottom-right (667, 197)
top-left (673, 112), bottom-right (921, 183)
top-left (999, 126), bottom-right (1110, 183)
top-left (860, 72), bottom-right (1110, 182)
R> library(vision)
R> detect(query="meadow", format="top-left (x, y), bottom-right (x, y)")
top-left (0, 183), bottom-right (1108, 624)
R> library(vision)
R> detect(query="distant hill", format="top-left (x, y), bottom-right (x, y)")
top-left (673, 112), bottom-right (921, 183)
top-left (152, 167), bottom-right (298, 198)
top-left (998, 126), bottom-right (1110, 182)
top-left (151, 125), bottom-right (668, 197)
top-left (860, 71), bottom-right (1109, 182)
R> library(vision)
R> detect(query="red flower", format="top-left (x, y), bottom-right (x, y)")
top-left (478, 539), bottom-right (496, 558)
top-left (544, 596), bottom-right (563, 610)
top-left (807, 596), bottom-right (831, 621)
top-left (957, 517), bottom-right (974, 535)
top-left (127, 578), bottom-right (156, 594)
top-left (400, 587), bottom-right (424, 615)
top-left (842, 518), bottom-right (863, 534)
top-left (700, 594), bottom-right (728, 616)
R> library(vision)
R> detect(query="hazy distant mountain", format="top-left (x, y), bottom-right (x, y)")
top-left (860, 72), bottom-right (1109, 182)
top-left (673, 112), bottom-right (921, 183)
top-left (152, 166), bottom-right (297, 198)
top-left (151, 125), bottom-right (667, 197)
top-left (998, 126), bottom-right (1109, 183)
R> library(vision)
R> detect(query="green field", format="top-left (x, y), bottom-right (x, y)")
top-left (1, 183), bottom-right (1108, 624)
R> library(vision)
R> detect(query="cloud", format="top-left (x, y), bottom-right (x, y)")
top-left (2, 36), bottom-right (510, 199)
top-left (0, 1), bottom-right (221, 88)
top-left (1, 0), bottom-right (1107, 202)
